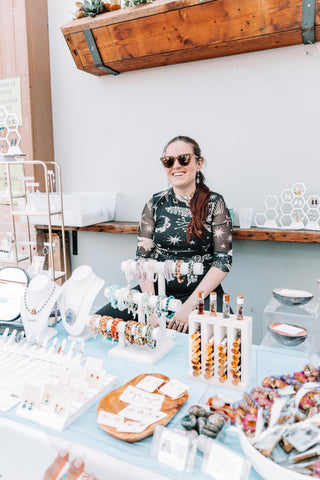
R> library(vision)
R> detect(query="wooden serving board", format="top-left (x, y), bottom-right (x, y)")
top-left (97, 373), bottom-right (188, 442)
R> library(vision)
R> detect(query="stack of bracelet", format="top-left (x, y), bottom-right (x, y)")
top-left (191, 330), bottom-right (201, 376)
top-left (204, 335), bottom-right (214, 379)
top-left (230, 334), bottom-right (241, 385)
top-left (105, 286), bottom-right (176, 320)
top-left (135, 259), bottom-right (146, 281)
top-left (90, 316), bottom-right (158, 349)
top-left (218, 336), bottom-right (227, 382)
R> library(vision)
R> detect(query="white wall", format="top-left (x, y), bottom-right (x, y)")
top-left (47, 0), bottom-right (320, 342)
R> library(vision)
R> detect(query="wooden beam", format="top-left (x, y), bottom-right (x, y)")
top-left (35, 222), bottom-right (320, 243)
top-left (0, 0), bottom-right (54, 189)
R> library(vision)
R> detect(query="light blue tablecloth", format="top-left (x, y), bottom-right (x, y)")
top-left (2, 325), bottom-right (308, 480)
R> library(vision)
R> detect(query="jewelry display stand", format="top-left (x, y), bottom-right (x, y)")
top-left (0, 329), bottom-right (116, 429)
top-left (103, 287), bottom-right (181, 364)
top-left (121, 259), bottom-right (203, 296)
top-left (20, 274), bottom-right (62, 342)
top-left (61, 265), bottom-right (104, 342)
top-left (0, 155), bottom-right (67, 281)
top-left (188, 310), bottom-right (252, 391)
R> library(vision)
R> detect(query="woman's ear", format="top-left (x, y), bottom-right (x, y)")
top-left (197, 157), bottom-right (204, 169)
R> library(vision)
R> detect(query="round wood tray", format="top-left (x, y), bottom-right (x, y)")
top-left (97, 373), bottom-right (188, 442)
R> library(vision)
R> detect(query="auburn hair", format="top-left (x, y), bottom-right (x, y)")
top-left (163, 136), bottom-right (210, 242)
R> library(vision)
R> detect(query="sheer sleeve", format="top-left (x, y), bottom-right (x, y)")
top-left (211, 196), bottom-right (232, 273)
top-left (136, 198), bottom-right (156, 258)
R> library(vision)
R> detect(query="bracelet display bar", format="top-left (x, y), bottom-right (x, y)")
top-left (188, 311), bottom-right (252, 391)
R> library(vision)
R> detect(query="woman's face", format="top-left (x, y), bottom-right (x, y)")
top-left (164, 140), bottom-right (203, 195)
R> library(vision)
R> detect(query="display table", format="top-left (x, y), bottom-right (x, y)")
top-left (0, 326), bottom-right (311, 480)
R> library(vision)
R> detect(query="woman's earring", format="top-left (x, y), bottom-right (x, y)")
top-left (196, 172), bottom-right (200, 184)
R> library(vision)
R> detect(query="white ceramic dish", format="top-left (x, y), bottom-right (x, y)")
top-left (238, 428), bottom-right (307, 480)
top-left (272, 288), bottom-right (313, 307)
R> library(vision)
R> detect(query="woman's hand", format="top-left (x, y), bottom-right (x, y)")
top-left (148, 311), bottom-right (159, 326)
top-left (167, 303), bottom-right (192, 333)
top-left (43, 449), bottom-right (97, 480)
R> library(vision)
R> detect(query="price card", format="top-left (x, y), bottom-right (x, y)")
top-left (153, 427), bottom-right (192, 472)
top-left (202, 440), bottom-right (251, 480)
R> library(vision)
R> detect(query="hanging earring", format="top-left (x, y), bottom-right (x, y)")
top-left (196, 172), bottom-right (200, 184)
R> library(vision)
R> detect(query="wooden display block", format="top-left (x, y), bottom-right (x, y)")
top-left (188, 310), bottom-right (252, 391)
top-left (61, 0), bottom-right (320, 76)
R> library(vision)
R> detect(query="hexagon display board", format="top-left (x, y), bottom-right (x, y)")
top-left (255, 183), bottom-right (320, 231)
top-left (0, 105), bottom-right (22, 157)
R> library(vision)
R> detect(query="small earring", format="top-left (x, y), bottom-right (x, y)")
top-left (196, 172), bottom-right (200, 184)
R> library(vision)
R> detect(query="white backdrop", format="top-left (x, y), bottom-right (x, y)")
top-left (48, 0), bottom-right (320, 342)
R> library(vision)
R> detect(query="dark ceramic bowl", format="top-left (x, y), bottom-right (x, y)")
top-left (272, 288), bottom-right (313, 307)
top-left (268, 322), bottom-right (308, 346)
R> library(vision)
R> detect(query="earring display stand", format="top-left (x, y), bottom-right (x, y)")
top-left (61, 265), bottom-right (104, 342)
top-left (0, 330), bottom-right (116, 429)
top-left (20, 274), bottom-right (62, 342)
top-left (188, 310), bottom-right (252, 391)
top-left (102, 286), bottom-right (181, 364)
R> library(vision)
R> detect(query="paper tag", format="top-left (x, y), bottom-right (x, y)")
top-left (119, 385), bottom-right (165, 410)
top-left (157, 429), bottom-right (190, 471)
top-left (159, 379), bottom-right (189, 399)
top-left (136, 376), bottom-right (165, 393)
top-left (97, 410), bottom-right (122, 428)
top-left (202, 440), bottom-right (251, 480)
top-left (117, 420), bottom-right (148, 433)
top-left (119, 404), bottom-right (167, 425)
top-left (273, 324), bottom-right (305, 336)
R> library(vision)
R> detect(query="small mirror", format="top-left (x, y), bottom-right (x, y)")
top-left (0, 267), bottom-right (29, 322)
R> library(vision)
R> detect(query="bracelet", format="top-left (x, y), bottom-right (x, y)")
top-left (146, 259), bottom-right (158, 283)
top-left (111, 318), bottom-right (122, 340)
top-left (175, 260), bottom-right (184, 284)
top-left (141, 292), bottom-right (152, 316)
top-left (135, 259), bottom-right (146, 281)
top-left (124, 320), bottom-right (137, 344)
top-left (89, 314), bottom-right (100, 335)
top-left (124, 289), bottom-right (134, 314)
top-left (165, 295), bottom-right (175, 319)
top-left (155, 295), bottom-right (165, 318)
top-left (108, 285), bottom-right (121, 309)
top-left (134, 322), bottom-right (146, 346)
top-left (99, 316), bottom-right (108, 336)
top-left (187, 260), bottom-right (197, 284)
top-left (117, 288), bottom-right (127, 311)
top-left (124, 259), bottom-right (135, 285)
top-left (164, 260), bottom-right (175, 281)
top-left (145, 325), bottom-right (156, 349)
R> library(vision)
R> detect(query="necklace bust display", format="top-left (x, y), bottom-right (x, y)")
top-left (61, 265), bottom-right (104, 341)
top-left (20, 274), bottom-right (62, 341)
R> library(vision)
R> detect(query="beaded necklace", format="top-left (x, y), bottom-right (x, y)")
top-left (24, 282), bottom-right (57, 315)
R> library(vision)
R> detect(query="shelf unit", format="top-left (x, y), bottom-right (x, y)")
top-left (1, 160), bottom-right (68, 282)
top-left (61, 0), bottom-right (320, 77)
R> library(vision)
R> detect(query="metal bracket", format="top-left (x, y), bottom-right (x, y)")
top-left (302, 0), bottom-right (316, 44)
top-left (83, 29), bottom-right (119, 75)
top-left (72, 231), bottom-right (78, 255)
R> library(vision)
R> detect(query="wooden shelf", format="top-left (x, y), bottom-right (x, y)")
top-left (35, 222), bottom-right (320, 243)
top-left (61, 0), bottom-right (320, 76)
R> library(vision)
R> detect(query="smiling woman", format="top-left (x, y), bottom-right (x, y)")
top-left (96, 136), bottom-right (232, 333)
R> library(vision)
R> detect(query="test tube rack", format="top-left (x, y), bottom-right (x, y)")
top-left (188, 311), bottom-right (252, 391)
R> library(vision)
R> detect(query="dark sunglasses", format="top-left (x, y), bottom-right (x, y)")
top-left (160, 153), bottom-right (193, 168)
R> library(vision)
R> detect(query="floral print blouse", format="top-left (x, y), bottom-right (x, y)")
top-left (136, 188), bottom-right (232, 296)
